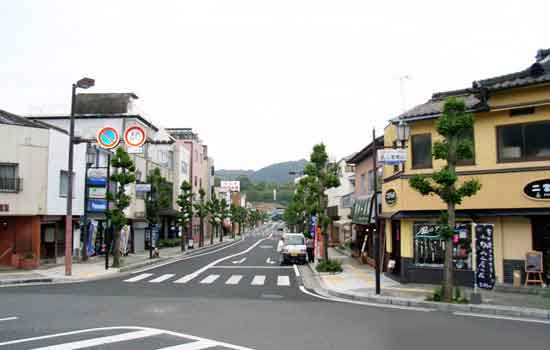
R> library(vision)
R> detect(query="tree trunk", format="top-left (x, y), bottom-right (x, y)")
top-left (219, 223), bottom-right (223, 243)
top-left (180, 223), bottom-right (186, 252)
top-left (210, 223), bottom-right (215, 245)
top-left (199, 217), bottom-right (204, 248)
top-left (443, 202), bottom-right (456, 302)
top-left (112, 229), bottom-right (121, 267)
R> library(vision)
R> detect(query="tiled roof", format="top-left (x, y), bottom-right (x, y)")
top-left (0, 109), bottom-right (47, 129)
top-left (474, 49), bottom-right (550, 91)
top-left (395, 89), bottom-right (483, 122)
top-left (75, 93), bottom-right (138, 114)
top-left (347, 136), bottom-right (384, 164)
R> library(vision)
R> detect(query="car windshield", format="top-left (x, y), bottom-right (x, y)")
top-left (285, 235), bottom-right (304, 245)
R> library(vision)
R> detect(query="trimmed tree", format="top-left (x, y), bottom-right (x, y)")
top-left (303, 144), bottom-right (340, 261)
top-left (176, 180), bottom-right (193, 252)
top-left (193, 188), bottom-right (208, 247)
top-left (106, 148), bottom-right (136, 268)
top-left (206, 196), bottom-right (221, 246)
top-left (409, 97), bottom-right (481, 302)
top-left (146, 167), bottom-right (171, 246)
top-left (219, 198), bottom-right (230, 242)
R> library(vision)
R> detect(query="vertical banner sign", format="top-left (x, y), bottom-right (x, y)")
top-left (309, 215), bottom-right (317, 238)
top-left (475, 224), bottom-right (496, 289)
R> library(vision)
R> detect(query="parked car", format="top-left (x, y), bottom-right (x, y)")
top-left (279, 233), bottom-right (307, 265)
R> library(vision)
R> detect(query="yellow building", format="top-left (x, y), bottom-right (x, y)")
top-left (381, 49), bottom-right (550, 286)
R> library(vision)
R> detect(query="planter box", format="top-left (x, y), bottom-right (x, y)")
top-left (10, 254), bottom-right (20, 268)
top-left (20, 259), bottom-right (36, 270)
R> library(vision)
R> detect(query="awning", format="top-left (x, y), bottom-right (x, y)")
top-left (390, 208), bottom-right (550, 220)
top-left (351, 195), bottom-right (375, 225)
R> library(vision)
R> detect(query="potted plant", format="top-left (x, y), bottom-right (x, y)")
top-left (20, 252), bottom-right (36, 270)
top-left (10, 252), bottom-right (20, 268)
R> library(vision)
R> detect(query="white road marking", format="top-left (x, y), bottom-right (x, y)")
top-left (211, 265), bottom-right (292, 269)
top-left (298, 286), bottom-right (432, 312)
top-left (0, 317), bottom-right (18, 322)
top-left (251, 275), bottom-right (266, 286)
top-left (225, 275), bottom-right (243, 285)
top-left (156, 340), bottom-right (218, 349)
top-left (293, 264), bottom-right (300, 277)
top-left (277, 276), bottom-right (290, 286)
top-left (130, 239), bottom-right (245, 274)
top-left (259, 245), bottom-right (273, 249)
top-left (232, 257), bottom-right (246, 264)
top-left (200, 274), bottom-right (220, 284)
top-left (179, 238), bottom-right (268, 284)
top-left (453, 312), bottom-right (550, 324)
top-left (0, 326), bottom-right (256, 350)
top-left (123, 273), bottom-right (153, 282)
top-left (173, 275), bottom-right (195, 284)
top-left (29, 329), bottom-right (163, 350)
top-left (149, 274), bottom-right (175, 283)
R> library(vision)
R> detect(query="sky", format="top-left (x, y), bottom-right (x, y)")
top-left (1, 1), bottom-right (549, 170)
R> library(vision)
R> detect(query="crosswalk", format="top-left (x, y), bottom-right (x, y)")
top-left (124, 272), bottom-right (293, 287)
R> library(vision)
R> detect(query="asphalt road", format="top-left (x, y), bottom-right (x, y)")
top-left (1, 223), bottom-right (549, 350)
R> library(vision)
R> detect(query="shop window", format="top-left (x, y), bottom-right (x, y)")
top-left (411, 134), bottom-right (432, 169)
top-left (413, 222), bottom-right (472, 269)
top-left (457, 128), bottom-right (475, 166)
top-left (498, 121), bottom-right (550, 162)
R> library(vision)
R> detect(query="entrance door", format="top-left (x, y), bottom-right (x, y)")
top-left (532, 217), bottom-right (550, 281)
top-left (391, 220), bottom-right (401, 274)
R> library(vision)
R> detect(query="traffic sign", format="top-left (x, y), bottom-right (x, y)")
top-left (96, 126), bottom-right (120, 149)
top-left (124, 125), bottom-right (147, 148)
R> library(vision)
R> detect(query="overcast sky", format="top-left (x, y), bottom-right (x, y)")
top-left (1, 1), bottom-right (548, 170)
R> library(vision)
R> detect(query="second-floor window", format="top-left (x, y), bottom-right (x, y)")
top-left (411, 134), bottom-right (432, 169)
top-left (360, 174), bottom-right (367, 193)
top-left (0, 164), bottom-right (18, 193)
top-left (498, 121), bottom-right (550, 162)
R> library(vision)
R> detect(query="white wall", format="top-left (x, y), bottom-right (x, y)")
top-left (45, 129), bottom-right (85, 216)
top-left (326, 160), bottom-right (355, 207)
top-left (0, 124), bottom-right (49, 215)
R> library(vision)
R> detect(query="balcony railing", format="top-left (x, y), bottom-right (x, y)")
top-left (0, 177), bottom-right (22, 193)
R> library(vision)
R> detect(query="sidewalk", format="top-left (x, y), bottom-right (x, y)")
top-left (0, 235), bottom-right (241, 285)
top-left (302, 247), bottom-right (550, 320)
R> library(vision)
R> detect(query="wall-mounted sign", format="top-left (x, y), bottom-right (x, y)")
top-left (88, 177), bottom-right (108, 187)
top-left (88, 168), bottom-right (107, 178)
top-left (385, 189), bottom-right (397, 206)
top-left (377, 149), bottom-right (407, 165)
top-left (135, 183), bottom-right (152, 193)
top-left (87, 199), bottom-right (107, 213)
top-left (127, 146), bottom-right (143, 154)
top-left (89, 187), bottom-right (107, 199)
top-left (97, 126), bottom-right (120, 149)
top-left (523, 179), bottom-right (550, 200)
top-left (124, 125), bottom-right (147, 148)
top-left (475, 224), bottom-right (496, 290)
top-left (221, 181), bottom-right (240, 192)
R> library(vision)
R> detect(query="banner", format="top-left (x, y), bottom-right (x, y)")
top-left (475, 224), bottom-right (496, 290)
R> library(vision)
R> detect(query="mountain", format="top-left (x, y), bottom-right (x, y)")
top-left (216, 159), bottom-right (308, 185)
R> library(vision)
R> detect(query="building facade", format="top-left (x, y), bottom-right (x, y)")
top-left (382, 49), bottom-right (550, 286)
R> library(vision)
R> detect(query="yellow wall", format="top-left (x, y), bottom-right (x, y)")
top-left (385, 221), bottom-right (392, 253)
top-left (400, 219), bottom-right (414, 258)
top-left (489, 84), bottom-right (550, 108)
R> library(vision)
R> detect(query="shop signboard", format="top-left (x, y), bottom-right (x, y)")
top-left (221, 181), bottom-right (240, 192)
top-left (475, 224), bottom-right (496, 290)
top-left (385, 189), bottom-right (397, 206)
top-left (89, 187), bottom-right (107, 199)
top-left (88, 199), bottom-right (108, 213)
top-left (136, 183), bottom-right (152, 193)
top-left (377, 149), bottom-right (406, 165)
top-left (88, 168), bottom-right (107, 178)
top-left (523, 179), bottom-right (550, 200)
top-left (309, 215), bottom-right (317, 238)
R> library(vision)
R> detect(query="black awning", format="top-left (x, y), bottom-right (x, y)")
top-left (351, 195), bottom-right (375, 225)
top-left (391, 208), bottom-right (550, 220)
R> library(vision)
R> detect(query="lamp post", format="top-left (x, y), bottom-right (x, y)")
top-left (65, 77), bottom-right (95, 276)
top-left (396, 119), bottom-right (410, 172)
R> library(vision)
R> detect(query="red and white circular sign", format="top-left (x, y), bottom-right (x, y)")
top-left (97, 126), bottom-right (120, 149)
top-left (124, 126), bottom-right (146, 148)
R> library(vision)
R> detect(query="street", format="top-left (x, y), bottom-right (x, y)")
top-left (0, 223), bottom-right (548, 350)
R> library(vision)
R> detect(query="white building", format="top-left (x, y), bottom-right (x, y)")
top-left (326, 156), bottom-right (356, 245)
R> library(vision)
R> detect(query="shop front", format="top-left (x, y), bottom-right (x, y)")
top-left (351, 195), bottom-right (377, 265)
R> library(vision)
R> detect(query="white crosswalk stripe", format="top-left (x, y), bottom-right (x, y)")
top-left (277, 276), bottom-right (290, 286)
top-left (149, 274), bottom-right (175, 283)
top-left (173, 275), bottom-right (194, 284)
top-left (124, 273), bottom-right (153, 282)
top-left (225, 275), bottom-right (243, 285)
top-left (200, 274), bottom-right (220, 284)
top-left (251, 275), bottom-right (266, 286)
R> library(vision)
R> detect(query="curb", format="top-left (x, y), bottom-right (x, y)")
top-left (0, 277), bottom-right (53, 286)
top-left (307, 264), bottom-right (550, 321)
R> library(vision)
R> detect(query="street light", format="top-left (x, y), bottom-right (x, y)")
top-left (65, 77), bottom-right (95, 276)
top-left (396, 119), bottom-right (410, 144)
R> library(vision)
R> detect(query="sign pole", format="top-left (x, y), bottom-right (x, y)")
top-left (372, 128), bottom-right (381, 295)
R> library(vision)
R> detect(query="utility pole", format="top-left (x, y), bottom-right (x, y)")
top-left (372, 128), bottom-right (381, 295)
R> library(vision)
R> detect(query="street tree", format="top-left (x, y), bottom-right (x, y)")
top-left (303, 144), bottom-right (340, 261)
top-left (193, 188), bottom-right (208, 247)
top-left (206, 196), bottom-right (221, 246)
top-left (230, 203), bottom-right (238, 238)
top-left (146, 168), bottom-right (171, 242)
top-left (219, 198), bottom-right (230, 242)
top-left (106, 147), bottom-right (136, 268)
top-left (409, 97), bottom-right (481, 302)
top-left (176, 180), bottom-right (193, 252)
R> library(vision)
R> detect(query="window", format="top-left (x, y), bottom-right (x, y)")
top-left (367, 170), bottom-right (374, 193)
top-left (411, 134), bottom-right (432, 169)
top-left (392, 141), bottom-right (399, 173)
top-left (59, 170), bottom-right (75, 197)
top-left (457, 128), bottom-right (475, 166)
top-left (360, 174), bottom-right (367, 193)
top-left (498, 122), bottom-right (550, 162)
top-left (0, 164), bottom-right (18, 192)
top-left (413, 222), bottom-right (472, 269)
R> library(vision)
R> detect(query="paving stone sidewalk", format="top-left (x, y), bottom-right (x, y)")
top-left (0, 236), bottom-right (241, 285)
